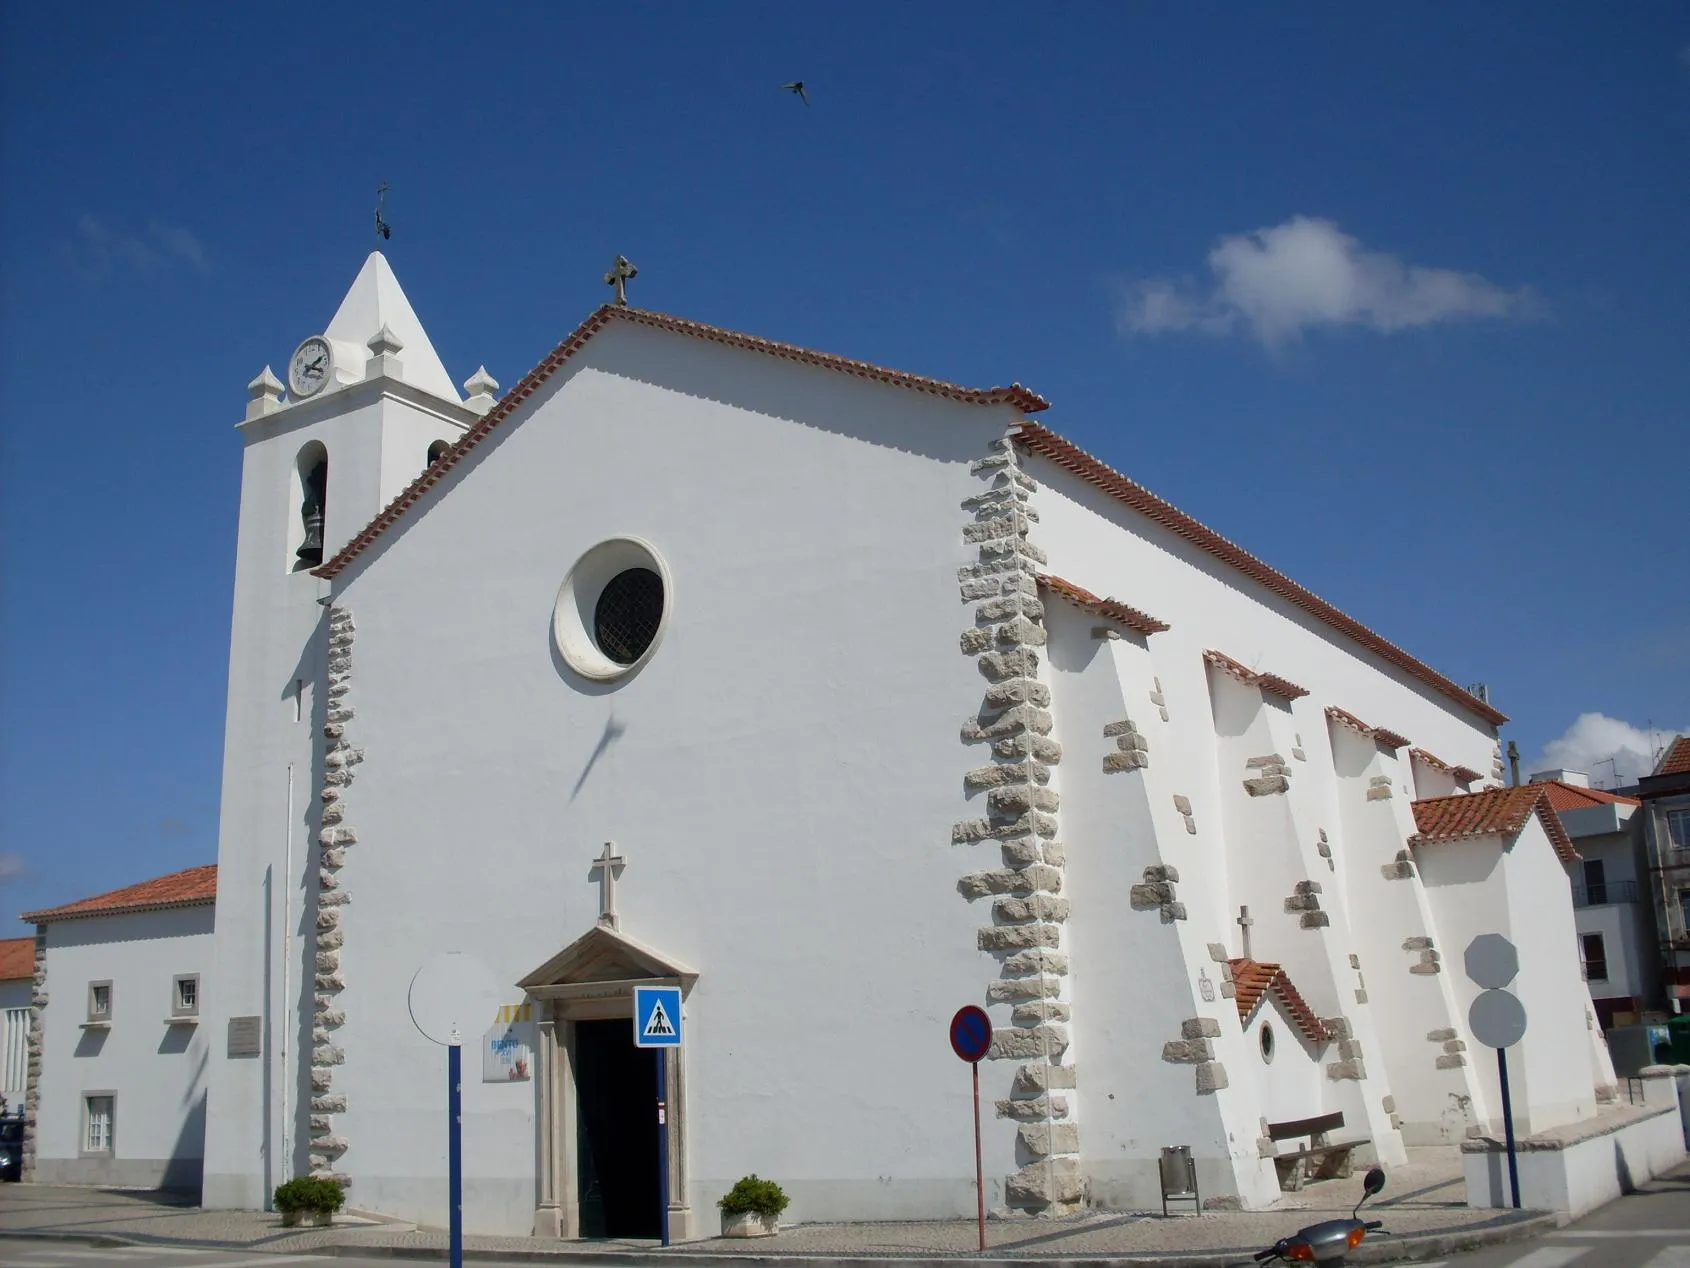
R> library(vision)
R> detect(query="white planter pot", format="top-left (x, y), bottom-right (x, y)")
top-left (720, 1211), bottom-right (779, 1238)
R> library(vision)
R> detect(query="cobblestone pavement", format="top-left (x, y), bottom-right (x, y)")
top-left (0, 1150), bottom-right (1551, 1263)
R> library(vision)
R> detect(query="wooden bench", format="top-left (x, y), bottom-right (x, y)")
top-left (1267, 1112), bottom-right (1366, 1191)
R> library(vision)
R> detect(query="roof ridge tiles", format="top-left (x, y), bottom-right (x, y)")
top-left (21, 863), bottom-right (218, 924)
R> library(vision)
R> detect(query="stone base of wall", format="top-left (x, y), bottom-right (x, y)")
top-left (31, 1154), bottom-right (204, 1193)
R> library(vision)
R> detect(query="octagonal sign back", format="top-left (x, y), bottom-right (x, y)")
top-left (1464, 933), bottom-right (1519, 990)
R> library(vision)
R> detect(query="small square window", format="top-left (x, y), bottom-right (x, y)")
top-left (172, 975), bottom-right (199, 1018)
top-left (84, 1095), bottom-right (114, 1154)
top-left (1667, 808), bottom-right (1690, 850)
top-left (87, 981), bottom-right (112, 1023)
top-left (1581, 933), bottom-right (1608, 983)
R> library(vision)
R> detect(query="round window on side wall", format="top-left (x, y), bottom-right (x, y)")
top-left (553, 538), bottom-right (672, 681)
top-left (1259, 1021), bottom-right (1276, 1064)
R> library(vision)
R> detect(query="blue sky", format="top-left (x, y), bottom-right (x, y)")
top-left (2, 2), bottom-right (1686, 929)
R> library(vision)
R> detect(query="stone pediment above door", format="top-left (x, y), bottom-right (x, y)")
top-left (517, 924), bottom-right (697, 1001)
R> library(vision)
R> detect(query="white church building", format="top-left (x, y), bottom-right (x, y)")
top-left (35, 251), bottom-right (1616, 1236)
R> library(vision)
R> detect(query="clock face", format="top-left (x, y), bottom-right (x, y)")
top-left (289, 337), bottom-right (333, 398)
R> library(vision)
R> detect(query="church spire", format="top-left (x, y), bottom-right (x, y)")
top-left (322, 252), bottom-right (460, 403)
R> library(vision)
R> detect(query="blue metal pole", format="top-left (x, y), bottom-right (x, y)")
top-left (1496, 1045), bottom-right (1520, 1209)
top-left (657, 1047), bottom-right (670, 1247)
top-left (450, 1042), bottom-right (463, 1268)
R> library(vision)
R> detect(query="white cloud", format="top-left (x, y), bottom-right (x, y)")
top-left (1119, 216), bottom-right (1528, 346)
top-left (1529, 713), bottom-right (1685, 787)
top-left (0, 852), bottom-right (28, 885)
top-left (73, 214), bottom-right (208, 276)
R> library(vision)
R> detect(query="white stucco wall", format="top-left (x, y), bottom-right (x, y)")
top-left (33, 906), bottom-right (214, 1189)
top-left (204, 372), bottom-right (475, 1212)
top-left (1414, 820), bottom-right (1598, 1137)
top-left (319, 322), bottom-right (1020, 1232)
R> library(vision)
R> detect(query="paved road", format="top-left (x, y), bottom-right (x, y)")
top-left (0, 1242), bottom-right (437, 1268)
top-left (1427, 1162), bottom-right (1690, 1268)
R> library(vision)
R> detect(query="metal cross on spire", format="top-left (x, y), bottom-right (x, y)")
top-left (1237, 905), bottom-right (1254, 960)
top-left (604, 255), bottom-right (638, 306)
top-left (374, 182), bottom-right (392, 241)
top-left (591, 842), bottom-right (626, 930)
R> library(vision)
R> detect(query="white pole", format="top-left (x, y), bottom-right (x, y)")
top-left (282, 763), bottom-right (294, 1183)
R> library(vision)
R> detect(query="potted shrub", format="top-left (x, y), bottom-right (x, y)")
top-left (717, 1174), bottom-right (789, 1237)
top-left (274, 1176), bottom-right (345, 1227)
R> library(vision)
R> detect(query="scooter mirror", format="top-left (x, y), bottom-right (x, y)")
top-left (1362, 1167), bottom-right (1386, 1197)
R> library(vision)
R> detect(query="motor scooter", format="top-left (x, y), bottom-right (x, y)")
top-left (1251, 1166), bottom-right (1387, 1265)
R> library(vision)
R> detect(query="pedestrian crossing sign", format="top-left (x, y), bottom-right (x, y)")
top-left (634, 986), bottom-right (683, 1048)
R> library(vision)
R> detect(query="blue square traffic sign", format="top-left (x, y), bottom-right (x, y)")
top-left (634, 986), bottom-right (683, 1047)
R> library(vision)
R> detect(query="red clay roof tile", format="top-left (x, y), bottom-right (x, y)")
top-left (1229, 959), bottom-right (1328, 1045)
top-left (1036, 574), bottom-right (1170, 636)
top-left (20, 864), bottom-right (217, 924)
top-left (317, 306), bottom-right (1048, 578)
top-left (1657, 736), bottom-right (1690, 776)
top-left (1409, 786), bottom-right (1578, 865)
top-left (0, 936), bottom-right (33, 981)
top-left (1325, 706), bottom-right (1410, 751)
top-left (1409, 747), bottom-right (1482, 785)
top-left (1011, 423), bottom-right (1507, 728)
top-left (1535, 780), bottom-right (1640, 813)
top-left (1203, 650), bottom-right (1310, 702)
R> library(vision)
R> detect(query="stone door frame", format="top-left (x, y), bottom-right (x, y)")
top-left (518, 927), bottom-right (696, 1241)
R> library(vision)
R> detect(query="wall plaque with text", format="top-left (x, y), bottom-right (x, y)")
top-left (227, 1015), bottom-right (262, 1058)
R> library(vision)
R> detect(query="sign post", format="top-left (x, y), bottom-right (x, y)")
top-left (408, 954), bottom-right (504, 1268)
top-left (1464, 935), bottom-right (1528, 1210)
top-left (949, 1005), bottom-right (994, 1253)
top-left (635, 986), bottom-right (683, 1248)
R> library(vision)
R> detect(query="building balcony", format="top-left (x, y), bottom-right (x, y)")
top-left (1571, 880), bottom-right (1639, 907)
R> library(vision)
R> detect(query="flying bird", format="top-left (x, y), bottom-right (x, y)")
top-left (781, 80), bottom-right (809, 106)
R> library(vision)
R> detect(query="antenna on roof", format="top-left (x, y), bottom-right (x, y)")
top-left (375, 182), bottom-right (392, 241)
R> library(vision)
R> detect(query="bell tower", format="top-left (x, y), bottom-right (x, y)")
top-left (202, 252), bottom-right (495, 1210)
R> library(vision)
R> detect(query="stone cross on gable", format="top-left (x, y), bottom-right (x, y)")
top-left (1237, 905), bottom-right (1254, 961)
top-left (591, 842), bottom-right (626, 930)
top-left (604, 255), bottom-right (638, 306)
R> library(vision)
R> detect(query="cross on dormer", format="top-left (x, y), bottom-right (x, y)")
top-left (591, 842), bottom-right (626, 930)
top-left (1237, 905), bottom-right (1254, 960)
top-left (604, 255), bottom-right (638, 306)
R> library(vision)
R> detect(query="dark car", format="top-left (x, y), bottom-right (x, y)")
top-left (0, 1115), bottom-right (23, 1181)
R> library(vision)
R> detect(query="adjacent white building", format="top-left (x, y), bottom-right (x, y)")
top-left (19, 866), bottom-right (215, 1188)
top-left (19, 252), bottom-right (1614, 1231)
top-left (1640, 737), bottom-right (1690, 1014)
top-left (1, 937), bottom-right (31, 1112)
top-left (1528, 771), bottom-right (1659, 1027)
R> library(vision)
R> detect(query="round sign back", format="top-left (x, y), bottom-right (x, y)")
top-left (408, 952), bottom-right (504, 1047)
top-left (1468, 988), bottom-right (1528, 1049)
top-left (950, 1005), bottom-right (993, 1063)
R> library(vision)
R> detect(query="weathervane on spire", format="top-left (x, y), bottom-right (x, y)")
top-left (374, 182), bottom-right (392, 241)
top-left (604, 254), bottom-right (637, 306)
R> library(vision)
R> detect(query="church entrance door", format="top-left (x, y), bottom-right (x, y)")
top-left (573, 1018), bottom-right (661, 1239)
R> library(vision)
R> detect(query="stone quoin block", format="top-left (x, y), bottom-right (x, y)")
top-left (1002, 950), bottom-right (1069, 975)
top-left (957, 866), bottom-right (1062, 898)
top-left (1014, 1064), bottom-right (1077, 1093)
top-left (1182, 1017), bottom-right (1222, 1039)
top-left (988, 1024), bottom-right (1070, 1061)
top-left (1195, 1062), bottom-right (1229, 1092)
top-left (1006, 1157), bottom-right (1083, 1206)
top-left (987, 978), bottom-right (1063, 1002)
top-left (993, 894), bottom-right (1071, 923)
top-left (995, 1094), bottom-right (1069, 1121)
top-left (1162, 1038), bottom-right (1214, 1064)
top-left (1011, 1001), bottom-right (1072, 1025)
top-left (978, 923), bottom-right (1061, 951)
top-left (1018, 1122), bottom-right (1080, 1157)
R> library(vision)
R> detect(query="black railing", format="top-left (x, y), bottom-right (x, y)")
top-left (1572, 879), bottom-right (1639, 907)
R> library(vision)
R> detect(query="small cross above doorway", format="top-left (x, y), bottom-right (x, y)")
top-left (592, 842), bottom-right (627, 930)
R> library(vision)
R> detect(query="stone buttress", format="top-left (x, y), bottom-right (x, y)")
top-left (309, 605), bottom-right (360, 1185)
top-left (953, 434), bottom-right (1081, 1213)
